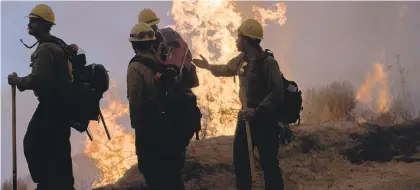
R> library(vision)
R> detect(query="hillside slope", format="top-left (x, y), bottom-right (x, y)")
top-left (95, 121), bottom-right (420, 190)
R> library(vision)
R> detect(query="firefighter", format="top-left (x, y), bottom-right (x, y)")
top-left (138, 8), bottom-right (164, 43)
top-left (192, 18), bottom-right (285, 190)
top-left (138, 8), bottom-right (201, 162)
top-left (127, 22), bottom-right (185, 190)
top-left (138, 8), bottom-right (199, 89)
top-left (7, 4), bottom-right (75, 190)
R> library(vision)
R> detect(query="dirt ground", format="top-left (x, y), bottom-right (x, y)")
top-left (95, 120), bottom-right (420, 190)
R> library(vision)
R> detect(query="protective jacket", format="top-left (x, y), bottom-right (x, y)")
top-left (17, 35), bottom-right (72, 100)
top-left (208, 51), bottom-right (284, 118)
top-left (127, 52), bottom-right (162, 130)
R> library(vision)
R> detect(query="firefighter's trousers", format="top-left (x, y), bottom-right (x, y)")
top-left (135, 121), bottom-right (186, 190)
top-left (24, 99), bottom-right (74, 190)
top-left (233, 112), bottom-right (285, 190)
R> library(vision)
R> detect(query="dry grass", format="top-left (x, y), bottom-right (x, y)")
top-left (371, 177), bottom-right (420, 190)
top-left (94, 120), bottom-right (420, 190)
top-left (365, 98), bottom-right (417, 125)
top-left (302, 80), bottom-right (357, 125)
top-left (92, 79), bottom-right (420, 190)
top-left (300, 78), bottom-right (416, 127)
top-left (92, 77), bottom-right (419, 189)
top-left (1, 178), bottom-right (29, 190)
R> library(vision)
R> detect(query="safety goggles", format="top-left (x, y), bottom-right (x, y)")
top-left (129, 31), bottom-right (155, 39)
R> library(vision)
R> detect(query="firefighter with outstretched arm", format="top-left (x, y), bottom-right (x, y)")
top-left (192, 18), bottom-right (285, 190)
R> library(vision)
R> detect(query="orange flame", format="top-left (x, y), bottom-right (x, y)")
top-left (253, 2), bottom-right (287, 27)
top-left (84, 1), bottom-right (287, 187)
top-left (171, 0), bottom-right (287, 137)
top-left (84, 83), bottom-right (136, 188)
top-left (356, 63), bottom-right (391, 112)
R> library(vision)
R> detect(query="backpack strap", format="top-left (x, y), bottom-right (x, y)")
top-left (39, 35), bottom-right (66, 48)
top-left (258, 48), bottom-right (289, 80)
top-left (129, 55), bottom-right (165, 74)
top-left (259, 49), bottom-right (274, 61)
top-left (35, 35), bottom-right (74, 86)
top-left (130, 55), bottom-right (180, 83)
top-left (256, 48), bottom-right (276, 75)
top-left (256, 48), bottom-right (295, 103)
top-left (38, 35), bottom-right (76, 58)
top-left (253, 49), bottom-right (274, 73)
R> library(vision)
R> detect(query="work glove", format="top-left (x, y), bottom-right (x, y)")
top-left (8, 72), bottom-right (20, 86)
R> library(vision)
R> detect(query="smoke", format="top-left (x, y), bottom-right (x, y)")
top-left (396, 4), bottom-right (408, 33)
top-left (2, 1), bottom-right (420, 185)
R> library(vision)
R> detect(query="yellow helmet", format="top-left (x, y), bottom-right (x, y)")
top-left (129, 22), bottom-right (156, 42)
top-left (138, 8), bottom-right (160, 26)
top-left (25, 4), bottom-right (55, 24)
top-left (238, 19), bottom-right (263, 40)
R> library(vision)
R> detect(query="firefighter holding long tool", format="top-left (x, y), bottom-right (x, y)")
top-left (7, 4), bottom-right (75, 190)
top-left (193, 18), bottom-right (285, 190)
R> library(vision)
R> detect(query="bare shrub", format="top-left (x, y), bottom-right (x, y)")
top-left (1, 178), bottom-right (28, 190)
top-left (388, 99), bottom-right (415, 122)
top-left (195, 107), bottom-right (217, 140)
top-left (417, 111), bottom-right (420, 121)
top-left (302, 80), bottom-right (357, 124)
top-left (363, 98), bottom-right (417, 125)
top-left (196, 98), bottom-right (240, 140)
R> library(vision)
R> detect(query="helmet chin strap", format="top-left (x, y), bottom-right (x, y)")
top-left (20, 39), bottom-right (38, 49)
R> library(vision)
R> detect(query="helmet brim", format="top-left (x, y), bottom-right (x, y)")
top-left (25, 15), bottom-right (55, 25)
top-left (237, 29), bottom-right (263, 40)
top-left (147, 19), bottom-right (159, 27)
